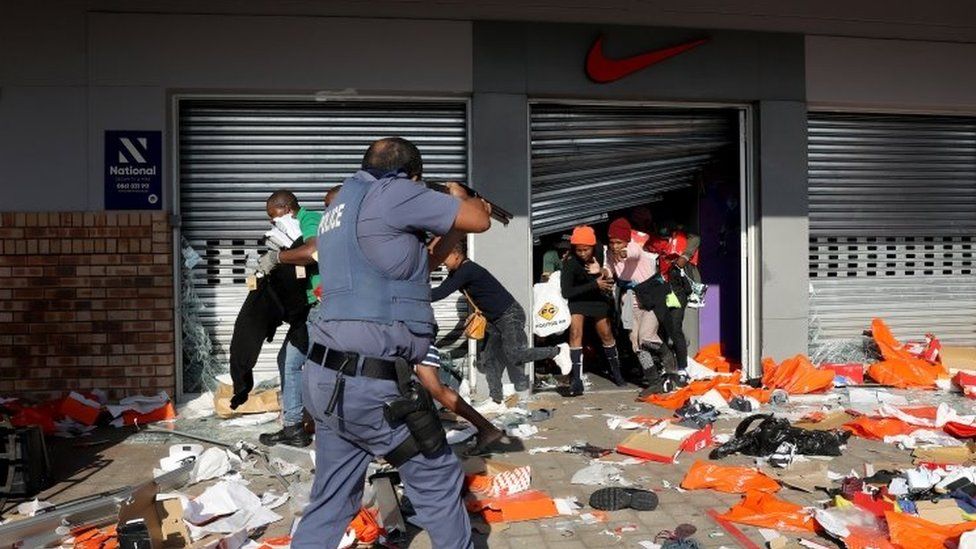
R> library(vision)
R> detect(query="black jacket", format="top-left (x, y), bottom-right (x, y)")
top-left (229, 243), bottom-right (313, 408)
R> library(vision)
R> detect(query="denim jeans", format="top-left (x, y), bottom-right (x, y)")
top-left (480, 302), bottom-right (556, 402)
top-left (277, 340), bottom-right (306, 426)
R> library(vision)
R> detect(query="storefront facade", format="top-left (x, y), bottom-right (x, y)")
top-left (1, 4), bottom-right (973, 399)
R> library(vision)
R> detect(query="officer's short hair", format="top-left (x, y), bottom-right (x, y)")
top-left (362, 137), bottom-right (423, 179)
top-left (267, 190), bottom-right (300, 211)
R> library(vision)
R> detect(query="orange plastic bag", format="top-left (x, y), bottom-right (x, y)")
top-left (761, 355), bottom-right (834, 394)
top-left (119, 401), bottom-right (177, 426)
top-left (868, 359), bottom-right (942, 389)
top-left (846, 526), bottom-right (897, 549)
top-left (640, 375), bottom-right (740, 409)
top-left (694, 343), bottom-right (736, 373)
top-left (867, 319), bottom-right (945, 389)
top-left (60, 393), bottom-right (103, 426)
top-left (843, 417), bottom-right (921, 440)
top-left (348, 507), bottom-right (383, 543)
top-left (680, 461), bottom-right (780, 494)
top-left (885, 511), bottom-right (976, 549)
top-left (719, 491), bottom-right (816, 532)
top-left (714, 384), bottom-right (772, 404)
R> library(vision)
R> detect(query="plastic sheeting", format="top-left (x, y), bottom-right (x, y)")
top-left (866, 319), bottom-right (945, 389)
top-left (761, 355), bottom-right (834, 395)
top-left (719, 491), bottom-right (816, 532)
top-left (885, 511), bottom-right (976, 549)
top-left (680, 461), bottom-right (780, 494)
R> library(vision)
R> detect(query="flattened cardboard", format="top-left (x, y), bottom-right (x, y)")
top-left (772, 462), bottom-right (829, 493)
top-left (944, 346), bottom-right (976, 371)
top-left (793, 410), bottom-right (853, 431)
top-left (916, 499), bottom-right (967, 525)
top-left (913, 443), bottom-right (976, 465)
top-left (615, 424), bottom-right (712, 464)
top-left (213, 382), bottom-right (280, 418)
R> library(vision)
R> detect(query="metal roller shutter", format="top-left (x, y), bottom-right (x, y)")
top-left (178, 99), bottom-right (470, 378)
top-left (808, 112), bottom-right (976, 347)
top-left (530, 104), bottom-right (737, 236)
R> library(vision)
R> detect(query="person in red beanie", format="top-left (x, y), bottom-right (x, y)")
top-left (560, 225), bottom-right (621, 395)
top-left (605, 218), bottom-right (669, 389)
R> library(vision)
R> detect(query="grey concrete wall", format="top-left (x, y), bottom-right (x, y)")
top-left (0, 5), bottom-right (473, 212)
top-left (758, 101), bottom-right (810, 360)
top-left (806, 36), bottom-right (976, 112)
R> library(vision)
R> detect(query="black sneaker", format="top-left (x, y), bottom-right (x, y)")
top-left (259, 424), bottom-right (312, 447)
top-left (588, 487), bottom-right (659, 511)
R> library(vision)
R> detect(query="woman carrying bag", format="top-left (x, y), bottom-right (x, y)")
top-left (431, 240), bottom-right (559, 405)
top-left (560, 225), bottom-right (624, 396)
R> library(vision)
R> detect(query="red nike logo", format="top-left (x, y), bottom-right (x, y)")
top-left (586, 36), bottom-right (709, 83)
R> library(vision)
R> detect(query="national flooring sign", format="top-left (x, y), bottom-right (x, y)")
top-left (105, 130), bottom-right (162, 210)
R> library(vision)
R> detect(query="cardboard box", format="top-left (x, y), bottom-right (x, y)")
top-left (467, 490), bottom-right (559, 523)
top-left (916, 499), bottom-right (967, 525)
top-left (818, 363), bottom-right (865, 386)
top-left (615, 424), bottom-right (713, 464)
top-left (213, 382), bottom-right (280, 418)
top-left (944, 346), bottom-right (976, 371)
top-left (117, 482), bottom-right (191, 548)
top-left (793, 410), bottom-right (854, 431)
top-left (463, 458), bottom-right (531, 498)
top-left (913, 443), bottom-right (976, 466)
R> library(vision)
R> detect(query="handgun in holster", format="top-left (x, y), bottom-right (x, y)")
top-left (383, 358), bottom-right (446, 467)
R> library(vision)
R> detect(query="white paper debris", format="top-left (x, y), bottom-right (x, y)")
top-left (554, 496), bottom-right (581, 516)
top-left (507, 424), bottom-right (539, 438)
top-left (573, 414), bottom-right (594, 419)
top-left (260, 491), bottom-right (290, 510)
top-left (182, 481), bottom-right (282, 540)
top-left (885, 430), bottom-right (965, 449)
top-left (639, 543), bottom-right (663, 549)
top-left (223, 412), bottom-right (280, 428)
top-left (190, 447), bottom-right (241, 485)
top-left (571, 463), bottom-right (627, 486)
top-left (16, 499), bottom-right (53, 516)
top-left (888, 478), bottom-right (909, 497)
top-left (106, 391), bottom-right (170, 418)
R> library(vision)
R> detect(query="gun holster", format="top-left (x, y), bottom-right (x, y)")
top-left (383, 358), bottom-right (447, 468)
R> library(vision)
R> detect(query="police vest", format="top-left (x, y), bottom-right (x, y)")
top-left (316, 170), bottom-right (436, 335)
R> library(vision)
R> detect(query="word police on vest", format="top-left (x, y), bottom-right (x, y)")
top-left (318, 203), bottom-right (345, 234)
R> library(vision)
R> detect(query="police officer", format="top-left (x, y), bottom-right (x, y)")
top-left (292, 137), bottom-right (491, 548)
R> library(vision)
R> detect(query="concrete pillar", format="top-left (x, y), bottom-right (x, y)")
top-left (758, 100), bottom-right (810, 360)
top-left (468, 93), bottom-right (532, 399)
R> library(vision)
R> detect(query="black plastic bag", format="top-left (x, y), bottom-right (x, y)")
top-left (709, 414), bottom-right (850, 460)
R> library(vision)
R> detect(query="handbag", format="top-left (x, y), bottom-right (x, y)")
top-left (462, 290), bottom-right (488, 340)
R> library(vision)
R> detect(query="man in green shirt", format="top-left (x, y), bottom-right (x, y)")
top-left (255, 190), bottom-right (322, 447)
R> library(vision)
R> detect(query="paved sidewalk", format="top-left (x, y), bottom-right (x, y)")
top-left (33, 379), bottom-right (918, 548)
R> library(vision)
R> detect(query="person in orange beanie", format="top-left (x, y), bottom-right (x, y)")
top-left (560, 225), bottom-right (621, 395)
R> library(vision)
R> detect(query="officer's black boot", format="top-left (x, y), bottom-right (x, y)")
top-left (568, 347), bottom-right (584, 396)
top-left (259, 423), bottom-right (312, 447)
top-left (603, 345), bottom-right (626, 387)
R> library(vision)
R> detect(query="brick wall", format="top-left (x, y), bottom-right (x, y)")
top-left (0, 212), bottom-right (175, 401)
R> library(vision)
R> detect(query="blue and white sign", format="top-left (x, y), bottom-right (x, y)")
top-left (105, 130), bottom-right (162, 210)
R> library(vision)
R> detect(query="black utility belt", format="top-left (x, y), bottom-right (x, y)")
top-left (307, 343), bottom-right (399, 381)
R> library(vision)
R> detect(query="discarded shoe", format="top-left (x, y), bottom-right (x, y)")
top-left (259, 423), bottom-right (312, 448)
top-left (588, 487), bottom-right (659, 511)
top-left (674, 401), bottom-right (719, 429)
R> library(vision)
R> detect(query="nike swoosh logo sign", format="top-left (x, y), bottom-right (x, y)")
top-left (586, 36), bottom-right (709, 83)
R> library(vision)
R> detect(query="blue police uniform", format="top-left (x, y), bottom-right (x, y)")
top-left (292, 170), bottom-right (472, 548)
